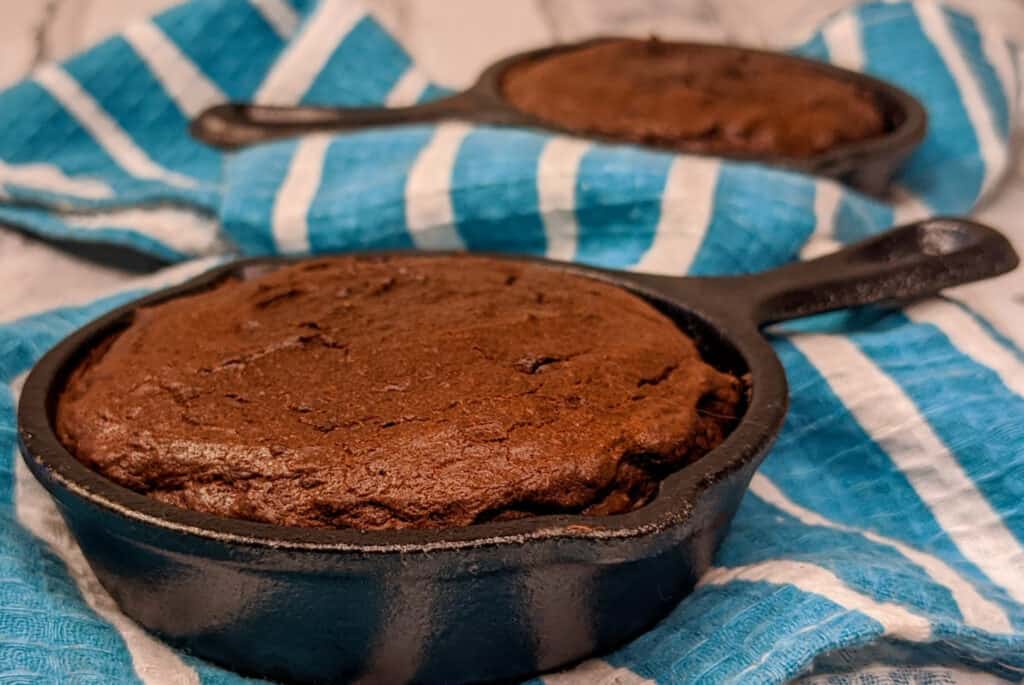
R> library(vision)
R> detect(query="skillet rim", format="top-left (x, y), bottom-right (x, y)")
top-left (16, 253), bottom-right (789, 554)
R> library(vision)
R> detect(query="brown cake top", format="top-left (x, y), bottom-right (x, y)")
top-left (56, 255), bottom-right (742, 530)
top-left (501, 38), bottom-right (887, 157)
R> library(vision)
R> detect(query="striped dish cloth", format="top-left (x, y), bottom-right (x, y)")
top-left (1, 1), bottom-right (1022, 683)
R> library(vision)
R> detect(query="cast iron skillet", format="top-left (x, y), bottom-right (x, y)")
top-left (17, 217), bottom-right (1015, 685)
top-left (190, 38), bottom-right (927, 196)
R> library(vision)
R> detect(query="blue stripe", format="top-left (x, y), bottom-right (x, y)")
top-left (284, 0), bottom-right (317, 17)
top-left (790, 32), bottom-right (830, 62)
top-left (450, 128), bottom-right (547, 254)
top-left (0, 81), bottom-right (137, 190)
top-left (573, 146), bottom-right (674, 268)
top-left (851, 314), bottom-right (1024, 544)
top-left (947, 297), bottom-right (1024, 364)
top-left (62, 36), bottom-right (219, 183)
top-left (944, 8), bottom-right (1011, 139)
top-left (859, 2), bottom-right (984, 213)
top-left (221, 139), bottom-right (300, 255)
top-left (0, 523), bottom-right (146, 684)
top-left (418, 83), bottom-right (453, 103)
top-left (603, 581), bottom-right (885, 683)
top-left (307, 127), bottom-right (435, 252)
top-left (0, 388), bottom-right (15, 505)
top-left (834, 192), bottom-right (893, 244)
top-left (721, 493), bottom-right (962, 621)
top-left (764, 339), bottom-right (1024, 628)
top-left (688, 164), bottom-right (816, 275)
top-left (301, 16), bottom-right (412, 105)
top-left (155, 0), bottom-right (287, 99)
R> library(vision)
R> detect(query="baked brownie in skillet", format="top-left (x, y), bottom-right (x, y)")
top-left (57, 255), bottom-right (743, 530)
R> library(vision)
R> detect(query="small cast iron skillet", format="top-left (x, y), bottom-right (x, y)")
top-left (18, 218), bottom-right (1015, 685)
top-left (190, 38), bottom-right (927, 195)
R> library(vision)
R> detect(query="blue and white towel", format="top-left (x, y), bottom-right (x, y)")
top-left (0, 1), bottom-right (1022, 683)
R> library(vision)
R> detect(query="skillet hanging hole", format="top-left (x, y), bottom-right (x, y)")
top-left (918, 219), bottom-right (981, 256)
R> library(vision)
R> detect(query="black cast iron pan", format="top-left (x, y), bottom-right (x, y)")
top-left (190, 38), bottom-right (927, 196)
top-left (17, 217), bottom-right (1015, 685)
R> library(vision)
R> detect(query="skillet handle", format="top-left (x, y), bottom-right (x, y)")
top-left (191, 91), bottom-right (507, 149)
top-left (733, 217), bottom-right (1017, 326)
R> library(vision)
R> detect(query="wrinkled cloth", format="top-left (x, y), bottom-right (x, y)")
top-left (0, 1), bottom-right (1022, 683)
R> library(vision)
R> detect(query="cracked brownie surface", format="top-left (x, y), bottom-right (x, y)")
top-left (56, 255), bottom-right (743, 530)
top-left (501, 38), bottom-right (887, 158)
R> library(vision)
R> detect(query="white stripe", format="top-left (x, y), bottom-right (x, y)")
top-left (947, 289), bottom-right (1024, 354)
top-left (121, 21), bottom-right (226, 118)
top-left (891, 183), bottom-right (933, 224)
top-left (916, 3), bottom-right (1006, 196)
top-left (0, 160), bottom-right (112, 199)
top-left (0, 257), bottom-right (224, 326)
top-left (254, 0), bottom-right (366, 104)
top-left (793, 334), bottom-right (1024, 605)
top-left (10, 374), bottom-right (200, 685)
top-left (249, 0), bottom-right (300, 39)
top-left (536, 136), bottom-right (590, 261)
top-left (67, 207), bottom-right (224, 256)
top-left (750, 474), bottom-right (1012, 633)
top-left (978, 23), bottom-right (1019, 120)
top-left (821, 11), bottom-right (864, 70)
top-left (403, 122), bottom-right (470, 250)
top-left (633, 157), bottom-right (719, 274)
top-left (385, 67), bottom-right (429, 107)
top-left (271, 134), bottom-right (331, 254)
top-left (699, 560), bottom-right (932, 642)
top-left (33, 65), bottom-right (197, 188)
top-left (800, 179), bottom-right (843, 259)
top-left (906, 299), bottom-right (1024, 398)
top-left (544, 659), bottom-right (655, 685)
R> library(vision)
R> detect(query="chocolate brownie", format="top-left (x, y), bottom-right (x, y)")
top-left (501, 38), bottom-right (887, 157)
top-left (57, 255), bottom-right (743, 530)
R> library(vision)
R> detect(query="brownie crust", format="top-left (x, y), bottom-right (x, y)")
top-left (501, 38), bottom-right (887, 157)
top-left (57, 255), bottom-right (742, 530)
